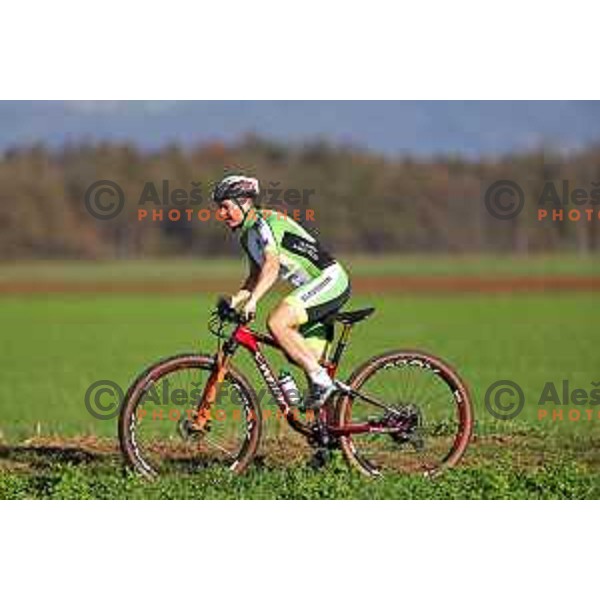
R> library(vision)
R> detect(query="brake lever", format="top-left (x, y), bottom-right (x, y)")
top-left (215, 297), bottom-right (250, 325)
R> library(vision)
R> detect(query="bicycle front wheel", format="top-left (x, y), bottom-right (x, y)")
top-left (119, 354), bottom-right (262, 479)
top-left (335, 350), bottom-right (473, 477)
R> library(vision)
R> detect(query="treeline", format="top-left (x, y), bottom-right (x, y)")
top-left (1, 136), bottom-right (599, 259)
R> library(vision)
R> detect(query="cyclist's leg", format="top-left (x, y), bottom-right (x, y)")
top-left (268, 266), bottom-right (350, 405)
top-left (267, 301), bottom-right (321, 373)
top-left (299, 320), bottom-right (335, 363)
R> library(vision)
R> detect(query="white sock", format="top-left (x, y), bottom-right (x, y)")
top-left (309, 366), bottom-right (333, 388)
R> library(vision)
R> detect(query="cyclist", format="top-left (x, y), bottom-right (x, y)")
top-left (212, 174), bottom-right (351, 410)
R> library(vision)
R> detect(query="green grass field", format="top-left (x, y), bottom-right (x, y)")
top-left (1, 253), bottom-right (599, 282)
top-left (1, 256), bottom-right (599, 499)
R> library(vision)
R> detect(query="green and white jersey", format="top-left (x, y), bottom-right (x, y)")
top-left (239, 209), bottom-right (338, 287)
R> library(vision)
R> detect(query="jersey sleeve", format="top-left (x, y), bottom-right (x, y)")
top-left (239, 232), bottom-right (254, 266)
top-left (257, 219), bottom-right (279, 256)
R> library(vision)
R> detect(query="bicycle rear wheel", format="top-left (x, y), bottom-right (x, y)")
top-left (119, 354), bottom-right (262, 478)
top-left (335, 350), bottom-right (473, 477)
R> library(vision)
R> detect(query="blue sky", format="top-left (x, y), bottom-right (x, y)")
top-left (1, 101), bottom-right (599, 157)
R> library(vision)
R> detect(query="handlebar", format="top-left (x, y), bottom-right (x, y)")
top-left (208, 297), bottom-right (252, 341)
top-left (215, 297), bottom-right (252, 325)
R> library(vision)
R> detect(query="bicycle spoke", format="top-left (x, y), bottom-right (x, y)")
top-left (123, 358), bottom-right (258, 476)
top-left (200, 436), bottom-right (236, 459)
top-left (338, 352), bottom-right (471, 476)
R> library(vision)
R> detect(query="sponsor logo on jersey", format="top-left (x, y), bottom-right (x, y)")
top-left (281, 232), bottom-right (335, 269)
top-left (300, 276), bottom-right (332, 302)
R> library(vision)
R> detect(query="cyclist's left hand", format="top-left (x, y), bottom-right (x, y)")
top-left (241, 297), bottom-right (257, 322)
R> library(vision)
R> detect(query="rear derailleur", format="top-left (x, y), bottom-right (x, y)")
top-left (383, 404), bottom-right (425, 451)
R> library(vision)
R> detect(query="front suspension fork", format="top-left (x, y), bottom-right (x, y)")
top-left (192, 350), bottom-right (231, 430)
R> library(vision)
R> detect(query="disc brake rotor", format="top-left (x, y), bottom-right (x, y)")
top-left (385, 404), bottom-right (425, 450)
top-left (177, 412), bottom-right (211, 441)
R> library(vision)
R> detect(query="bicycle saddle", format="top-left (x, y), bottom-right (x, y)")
top-left (333, 307), bottom-right (376, 325)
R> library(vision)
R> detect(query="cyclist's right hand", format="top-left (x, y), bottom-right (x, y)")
top-left (216, 295), bottom-right (255, 324)
top-left (230, 290), bottom-right (251, 309)
top-left (240, 296), bottom-right (257, 323)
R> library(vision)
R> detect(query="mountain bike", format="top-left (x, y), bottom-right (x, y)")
top-left (118, 300), bottom-right (473, 478)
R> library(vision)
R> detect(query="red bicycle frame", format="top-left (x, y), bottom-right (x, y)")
top-left (194, 319), bottom-right (405, 439)
top-left (230, 324), bottom-right (331, 436)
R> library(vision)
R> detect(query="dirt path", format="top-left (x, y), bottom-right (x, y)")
top-left (1, 275), bottom-right (600, 295)
top-left (2, 432), bottom-right (598, 474)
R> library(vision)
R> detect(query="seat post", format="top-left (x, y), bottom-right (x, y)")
top-left (329, 323), bottom-right (353, 369)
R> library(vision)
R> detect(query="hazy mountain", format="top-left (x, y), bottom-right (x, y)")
top-left (1, 100), bottom-right (599, 157)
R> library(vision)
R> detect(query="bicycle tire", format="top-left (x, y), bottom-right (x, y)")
top-left (334, 349), bottom-right (473, 477)
top-left (118, 353), bottom-right (262, 478)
